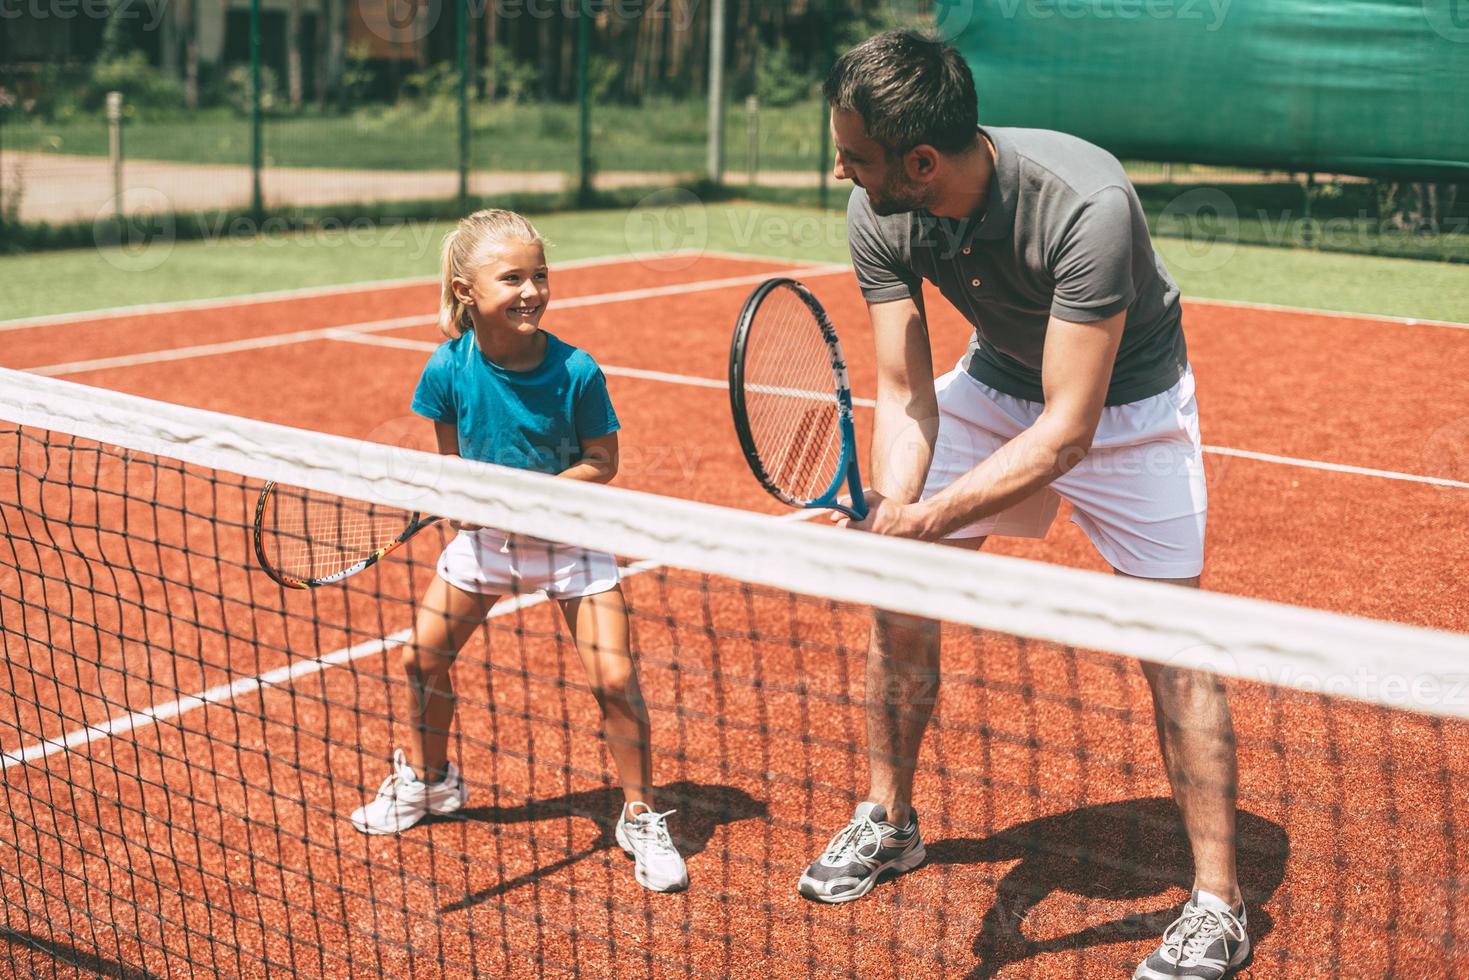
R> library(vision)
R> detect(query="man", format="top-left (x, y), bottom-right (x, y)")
top-left (797, 30), bottom-right (1249, 980)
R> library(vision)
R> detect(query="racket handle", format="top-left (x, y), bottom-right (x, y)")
top-left (842, 462), bottom-right (868, 522)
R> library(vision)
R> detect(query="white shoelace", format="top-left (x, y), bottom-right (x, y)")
top-left (627, 807), bottom-right (679, 854)
top-left (374, 752), bottom-right (435, 803)
top-left (371, 772), bottom-right (400, 802)
top-left (821, 814), bottom-right (881, 865)
top-left (1163, 905), bottom-right (1244, 964)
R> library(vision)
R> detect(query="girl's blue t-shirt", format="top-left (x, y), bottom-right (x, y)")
top-left (411, 330), bottom-right (619, 475)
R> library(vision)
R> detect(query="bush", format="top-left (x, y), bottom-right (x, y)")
top-left (3, 56), bottom-right (183, 122)
top-left (483, 47), bottom-right (540, 102)
top-left (537, 111), bottom-right (574, 140)
top-left (402, 62), bottom-right (460, 102)
top-left (756, 44), bottom-right (815, 108)
top-left (340, 43), bottom-right (378, 106)
top-left (224, 64), bottom-right (283, 117)
top-left (2, 66), bottom-right (79, 121)
top-left (586, 54), bottom-right (622, 104)
top-left (89, 52), bottom-right (186, 115)
top-left (1376, 180), bottom-right (1463, 234)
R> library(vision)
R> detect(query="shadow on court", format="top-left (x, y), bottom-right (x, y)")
top-left (921, 798), bottom-right (1288, 979)
top-left (439, 780), bottom-right (766, 913)
top-left (0, 928), bottom-right (165, 980)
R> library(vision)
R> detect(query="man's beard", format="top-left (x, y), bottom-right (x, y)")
top-left (867, 171), bottom-right (933, 216)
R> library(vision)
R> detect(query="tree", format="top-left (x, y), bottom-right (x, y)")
top-left (185, 0), bottom-right (200, 108)
top-left (286, 0), bottom-right (305, 109)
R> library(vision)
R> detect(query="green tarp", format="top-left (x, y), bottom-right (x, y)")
top-left (945, 0), bottom-right (1469, 178)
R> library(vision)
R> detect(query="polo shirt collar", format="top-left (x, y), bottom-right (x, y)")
top-left (970, 126), bottom-right (1017, 241)
top-left (915, 126), bottom-right (1016, 246)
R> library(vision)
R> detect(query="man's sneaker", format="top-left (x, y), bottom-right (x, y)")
top-left (614, 801), bottom-right (689, 892)
top-left (1134, 891), bottom-right (1252, 979)
top-left (797, 801), bottom-right (926, 903)
top-left (350, 749), bottom-right (468, 835)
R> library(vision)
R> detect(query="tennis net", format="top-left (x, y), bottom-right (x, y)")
top-left (2, 369), bottom-right (1466, 978)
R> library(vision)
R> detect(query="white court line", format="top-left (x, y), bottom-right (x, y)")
top-left (604, 364), bottom-right (734, 392)
top-left (28, 264), bottom-right (850, 377)
top-left (1198, 445), bottom-right (1469, 489)
top-left (0, 252), bottom-right (656, 332)
top-left (681, 247), bottom-right (839, 269)
top-left (0, 274), bottom-right (439, 333)
top-left (327, 327), bottom-right (1469, 491)
top-left (1186, 296), bottom-right (1468, 331)
top-left (550, 264), bottom-right (848, 310)
top-left (3, 588), bottom-right (545, 770)
top-left (2, 511), bottom-right (819, 771)
top-left (6, 245), bottom-right (1465, 333)
top-left (4, 630), bottom-right (405, 770)
top-left (30, 315), bottom-right (434, 378)
top-left (0, 249), bottom-right (802, 332)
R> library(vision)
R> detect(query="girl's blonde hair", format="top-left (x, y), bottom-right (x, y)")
top-left (438, 209), bottom-right (547, 339)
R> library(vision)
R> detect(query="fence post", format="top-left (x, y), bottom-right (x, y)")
top-left (817, 0), bottom-right (833, 209)
top-left (458, 0), bottom-right (469, 212)
top-left (249, 0), bottom-right (263, 222)
top-left (0, 30), bottom-right (9, 224)
top-left (746, 95), bottom-right (759, 189)
top-left (707, 0), bottom-right (727, 184)
top-left (577, 6), bottom-right (592, 202)
top-left (1302, 172), bottom-right (1315, 247)
top-left (107, 92), bottom-right (124, 221)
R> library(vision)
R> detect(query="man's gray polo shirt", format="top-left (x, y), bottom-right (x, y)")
top-left (847, 126), bottom-right (1187, 407)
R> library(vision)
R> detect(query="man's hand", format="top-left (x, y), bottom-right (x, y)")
top-left (830, 491), bottom-right (931, 539)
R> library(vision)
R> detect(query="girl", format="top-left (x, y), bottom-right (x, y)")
top-left (350, 209), bottom-right (687, 894)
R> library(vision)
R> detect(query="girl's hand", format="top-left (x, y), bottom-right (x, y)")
top-left (449, 519), bottom-right (485, 532)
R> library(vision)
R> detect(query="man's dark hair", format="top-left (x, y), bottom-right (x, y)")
top-left (822, 30), bottom-right (979, 156)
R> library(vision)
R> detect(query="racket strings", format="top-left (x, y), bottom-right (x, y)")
top-left (755, 314), bottom-right (841, 498)
top-left (263, 487), bottom-right (410, 580)
top-left (743, 289), bottom-right (843, 502)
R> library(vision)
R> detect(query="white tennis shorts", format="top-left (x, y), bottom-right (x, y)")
top-left (436, 528), bottom-right (620, 599)
top-left (920, 363), bottom-right (1208, 579)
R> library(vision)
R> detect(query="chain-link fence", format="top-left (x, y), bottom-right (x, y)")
top-left (1, 0), bottom-right (1463, 260)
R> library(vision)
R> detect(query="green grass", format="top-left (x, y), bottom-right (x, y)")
top-left (1, 203), bottom-right (1465, 323)
top-left (5, 99), bottom-right (827, 173)
top-left (9, 99), bottom-right (1271, 182)
top-left (735, 182), bottom-right (1469, 266)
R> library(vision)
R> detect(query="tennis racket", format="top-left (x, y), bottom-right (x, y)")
top-left (729, 278), bottom-right (868, 521)
top-left (253, 482), bottom-right (439, 589)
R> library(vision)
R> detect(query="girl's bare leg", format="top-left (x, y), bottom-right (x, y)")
top-left (560, 585), bottom-right (654, 810)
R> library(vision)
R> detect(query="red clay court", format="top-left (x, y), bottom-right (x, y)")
top-left (2, 252), bottom-right (1466, 977)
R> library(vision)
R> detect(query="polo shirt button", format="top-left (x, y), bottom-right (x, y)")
top-left (962, 247), bottom-right (972, 255)
top-left (971, 278), bottom-right (982, 287)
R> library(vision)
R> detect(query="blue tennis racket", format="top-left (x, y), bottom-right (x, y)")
top-left (729, 278), bottom-right (868, 521)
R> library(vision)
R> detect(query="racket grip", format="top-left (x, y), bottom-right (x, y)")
top-left (843, 462), bottom-right (868, 522)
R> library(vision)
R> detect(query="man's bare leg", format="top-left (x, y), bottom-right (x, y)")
top-left (1125, 571), bottom-right (1241, 907)
top-left (866, 535), bottom-right (985, 825)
